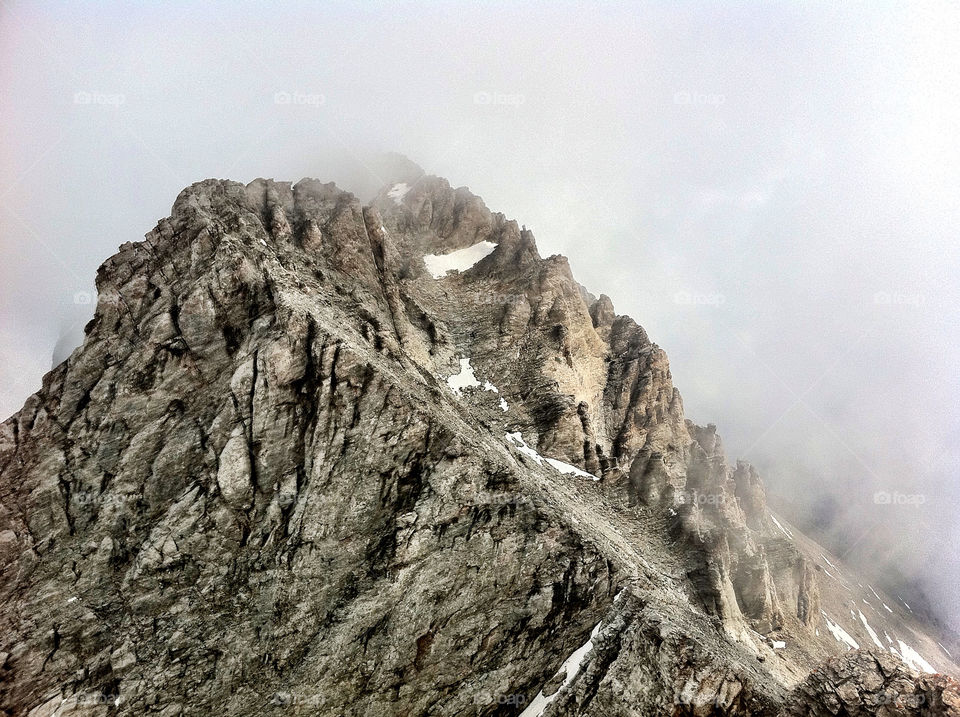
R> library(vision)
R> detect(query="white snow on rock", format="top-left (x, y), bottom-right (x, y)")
top-left (770, 514), bottom-right (793, 539)
top-left (387, 182), bottom-right (410, 204)
top-left (938, 642), bottom-right (952, 657)
top-left (882, 603), bottom-right (893, 613)
top-left (480, 380), bottom-right (510, 412)
top-left (520, 623), bottom-right (602, 717)
top-left (897, 594), bottom-right (913, 611)
top-left (505, 432), bottom-right (544, 465)
top-left (858, 610), bottom-right (884, 649)
top-left (820, 554), bottom-right (840, 572)
top-left (822, 612), bottom-right (859, 650)
top-left (772, 641), bottom-right (786, 649)
top-left (423, 240), bottom-right (497, 279)
top-left (544, 457), bottom-right (599, 480)
top-left (505, 433), bottom-right (597, 480)
top-left (447, 360), bottom-right (507, 411)
top-left (896, 640), bottom-right (936, 674)
top-left (446, 358), bottom-right (481, 394)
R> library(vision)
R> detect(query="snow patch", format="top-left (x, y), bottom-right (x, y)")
top-left (544, 457), bottom-right (599, 480)
top-left (520, 623), bottom-right (602, 717)
top-left (938, 642), bottom-right (952, 658)
top-left (505, 433), bottom-right (598, 480)
top-left (480, 379), bottom-right (509, 411)
top-left (772, 641), bottom-right (786, 649)
top-left (446, 358), bottom-right (481, 394)
top-left (858, 610), bottom-right (884, 649)
top-left (387, 182), bottom-right (410, 204)
top-left (820, 554), bottom-right (840, 572)
top-left (896, 640), bottom-right (936, 674)
top-left (448, 360), bottom-right (506, 410)
top-left (424, 240), bottom-right (497, 279)
top-left (770, 514), bottom-right (793, 539)
top-left (882, 603), bottom-right (893, 613)
top-left (822, 612), bottom-right (859, 650)
top-left (505, 432), bottom-right (543, 465)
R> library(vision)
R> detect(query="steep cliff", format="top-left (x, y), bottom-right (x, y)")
top-left (0, 171), bottom-right (955, 716)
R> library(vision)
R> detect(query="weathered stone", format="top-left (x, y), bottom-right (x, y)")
top-left (0, 170), bottom-right (956, 716)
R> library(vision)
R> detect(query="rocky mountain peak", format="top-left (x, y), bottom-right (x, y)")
top-left (0, 171), bottom-right (956, 716)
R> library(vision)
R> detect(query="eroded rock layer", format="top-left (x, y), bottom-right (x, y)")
top-left (0, 172), bottom-right (956, 716)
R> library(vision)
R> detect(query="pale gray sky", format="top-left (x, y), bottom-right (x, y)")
top-left (2, 1), bottom-right (959, 629)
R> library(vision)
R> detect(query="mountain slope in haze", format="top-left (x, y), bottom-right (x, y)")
top-left (0, 167), bottom-right (957, 716)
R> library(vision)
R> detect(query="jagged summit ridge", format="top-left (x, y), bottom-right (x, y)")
top-left (0, 172), bottom-right (956, 716)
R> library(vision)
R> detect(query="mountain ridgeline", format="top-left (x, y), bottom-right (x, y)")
top-left (1, 168), bottom-right (958, 715)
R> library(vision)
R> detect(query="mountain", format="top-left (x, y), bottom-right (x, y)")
top-left (1, 169), bottom-right (958, 716)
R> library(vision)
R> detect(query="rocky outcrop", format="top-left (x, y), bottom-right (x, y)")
top-left (0, 169), bottom-right (956, 716)
top-left (789, 650), bottom-right (960, 716)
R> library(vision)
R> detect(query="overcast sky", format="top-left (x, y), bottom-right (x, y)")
top-left (2, 1), bottom-right (959, 630)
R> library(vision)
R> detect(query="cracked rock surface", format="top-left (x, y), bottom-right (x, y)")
top-left (0, 168), bottom-right (957, 715)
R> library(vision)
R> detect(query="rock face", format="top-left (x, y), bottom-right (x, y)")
top-left (0, 169), bottom-right (956, 716)
top-left (789, 651), bottom-right (960, 716)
